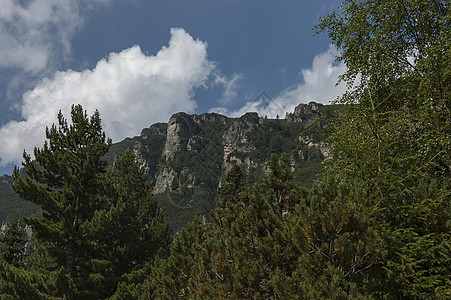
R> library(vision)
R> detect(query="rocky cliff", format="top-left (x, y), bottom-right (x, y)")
top-left (106, 101), bottom-right (330, 232)
top-left (1, 102), bottom-right (331, 232)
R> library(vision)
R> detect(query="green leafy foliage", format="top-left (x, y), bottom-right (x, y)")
top-left (316, 0), bottom-right (451, 297)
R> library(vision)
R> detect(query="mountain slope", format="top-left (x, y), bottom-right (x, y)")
top-left (106, 102), bottom-right (330, 232)
top-left (0, 175), bottom-right (40, 223)
top-left (1, 102), bottom-right (330, 232)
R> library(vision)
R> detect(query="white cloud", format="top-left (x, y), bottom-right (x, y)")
top-left (213, 72), bottom-right (242, 104)
top-left (213, 45), bottom-right (347, 118)
top-left (0, 0), bottom-right (109, 72)
top-left (0, 28), bottom-right (214, 166)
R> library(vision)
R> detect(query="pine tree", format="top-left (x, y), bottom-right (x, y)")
top-left (289, 172), bottom-right (380, 298)
top-left (0, 260), bottom-right (72, 300)
top-left (150, 156), bottom-right (312, 298)
top-left (12, 104), bottom-right (111, 296)
top-left (0, 213), bottom-right (27, 267)
top-left (81, 150), bottom-right (170, 299)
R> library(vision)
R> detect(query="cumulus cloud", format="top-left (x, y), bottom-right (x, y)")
top-left (213, 45), bottom-right (347, 118)
top-left (0, 28), bottom-right (214, 166)
top-left (0, 0), bottom-right (109, 72)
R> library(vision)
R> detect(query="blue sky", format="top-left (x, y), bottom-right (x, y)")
top-left (0, 0), bottom-right (346, 175)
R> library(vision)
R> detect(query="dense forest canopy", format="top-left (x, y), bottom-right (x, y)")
top-left (1, 0), bottom-right (449, 298)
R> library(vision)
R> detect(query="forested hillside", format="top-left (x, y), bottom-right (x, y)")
top-left (0, 175), bottom-right (40, 223)
top-left (107, 102), bottom-right (329, 232)
top-left (1, 102), bottom-right (329, 232)
top-left (1, 0), bottom-right (449, 299)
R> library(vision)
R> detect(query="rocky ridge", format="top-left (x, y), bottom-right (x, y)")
top-left (106, 101), bottom-right (330, 231)
top-left (1, 102), bottom-right (331, 232)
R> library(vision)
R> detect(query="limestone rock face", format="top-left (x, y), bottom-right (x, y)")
top-left (154, 167), bottom-right (177, 194)
top-left (132, 141), bottom-right (150, 173)
top-left (2, 102), bottom-right (330, 232)
top-left (286, 102), bottom-right (323, 124)
top-left (163, 113), bottom-right (198, 161)
top-left (222, 112), bottom-right (259, 174)
top-left (299, 135), bottom-right (330, 158)
top-left (119, 104), bottom-right (330, 231)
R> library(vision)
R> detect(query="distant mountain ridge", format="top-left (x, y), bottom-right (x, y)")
top-left (1, 102), bottom-right (331, 232)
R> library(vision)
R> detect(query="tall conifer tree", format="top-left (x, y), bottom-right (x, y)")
top-left (12, 104), bottom-right (111, 281)
top-left (80, 150), bottom-right (170, 299)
